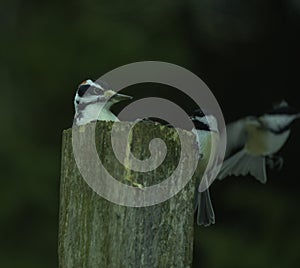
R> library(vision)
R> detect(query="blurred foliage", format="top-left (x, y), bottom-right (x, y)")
top-left (0, 0), bottom-right (299, 267)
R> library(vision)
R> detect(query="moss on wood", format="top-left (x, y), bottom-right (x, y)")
top-left (59, 122), bottom-right (197, 268)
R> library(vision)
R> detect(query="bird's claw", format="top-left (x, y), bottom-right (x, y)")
top-left (267, 155), bottom-right (284, 170)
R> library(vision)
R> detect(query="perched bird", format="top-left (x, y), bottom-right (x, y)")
top-left (74, 79), bottom-right (132, 125)
top-left (218, 101), bottom-right (300, 183)
top-left (191, 109), bottom-right (220, 227)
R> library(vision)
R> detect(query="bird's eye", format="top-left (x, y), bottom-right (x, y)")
top-left (93, 87), bottom-right (102, 94)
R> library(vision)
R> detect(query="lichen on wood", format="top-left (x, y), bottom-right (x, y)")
top-left (59, 121), bottom-right (198, 268)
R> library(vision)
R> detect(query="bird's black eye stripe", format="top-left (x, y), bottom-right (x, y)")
top-left (93, 87), bottom-right (103, 94)
top-left (77, 85), bottom-right (90, 97)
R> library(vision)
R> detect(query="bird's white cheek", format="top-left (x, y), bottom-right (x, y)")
top-left (264, 130), bottom-right (291, 155)
top-left (83, 104), bottom-right (103, 119)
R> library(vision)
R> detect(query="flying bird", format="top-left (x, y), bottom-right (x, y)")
top-left (218, 101), bottom-right (300, 183)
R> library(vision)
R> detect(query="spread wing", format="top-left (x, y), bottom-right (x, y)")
top-left (222, 117), bottom-right (252, 159)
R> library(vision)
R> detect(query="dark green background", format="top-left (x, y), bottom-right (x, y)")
top-left (1, 0), bottom-right (299, 267)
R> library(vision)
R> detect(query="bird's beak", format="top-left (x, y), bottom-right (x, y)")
top-left (112, 93), bottom-right (133, 101)
top-left (104, 90), bottom-right (132, 102)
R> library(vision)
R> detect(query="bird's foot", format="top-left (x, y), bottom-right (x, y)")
top-left (267, 155), bottom-right (284, 170)
top-left (198, 152), bottom-right (204, 160)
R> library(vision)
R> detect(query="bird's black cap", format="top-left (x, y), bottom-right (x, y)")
top-left (193, 109), bottom-right (205, 117)
top-left (266, 101), bottom-right (299, 116)
top-left (191, 117), bottom-right (210, 131)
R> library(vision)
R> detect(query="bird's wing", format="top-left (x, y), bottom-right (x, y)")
top-left (217, 148), bottom-right (267, 183)
top-left (223, 117), bottom-right (252, 159)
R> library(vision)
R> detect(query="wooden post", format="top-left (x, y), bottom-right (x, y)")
top-left (58, 122), bottom-right (197, 268)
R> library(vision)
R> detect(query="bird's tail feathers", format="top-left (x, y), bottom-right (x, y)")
top-left (217, 149), bottom-right (267, 183)
top-left (194, 187), bottom-right (215, 227)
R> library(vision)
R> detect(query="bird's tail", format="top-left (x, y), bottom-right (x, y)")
top-left (194, 187), bottom-right (215, 227)
top-left (217, 149), bottom-right (267, 183)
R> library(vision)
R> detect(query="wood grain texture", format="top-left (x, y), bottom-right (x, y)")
top-left (59, 122), bottom-right (197, 268)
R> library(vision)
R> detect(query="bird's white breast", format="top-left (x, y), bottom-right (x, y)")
top-left (193, 129), bottom-right (219, 169)
top-left (75, 103), bottom-right (119, 125)
top-left (245, 122), bottom-right (290, 156)
top-left (263, 130), bottom-right (290, 155)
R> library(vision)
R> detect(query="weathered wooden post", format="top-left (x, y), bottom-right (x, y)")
top-left (58, 121), bottom-right (197, 267)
